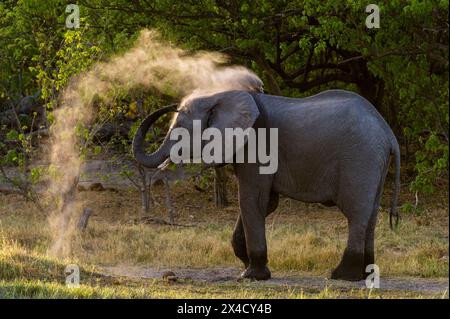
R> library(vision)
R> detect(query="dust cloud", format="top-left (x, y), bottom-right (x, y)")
top-left (46, 29), bottom-right (263, 257)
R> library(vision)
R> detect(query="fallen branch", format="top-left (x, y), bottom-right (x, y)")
top-left (78, 207), bottom-right (93, 231)
top-left (128, 216), bottom-right (195, 227)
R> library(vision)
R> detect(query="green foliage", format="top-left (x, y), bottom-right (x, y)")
top-left (104, 0), bottom-right (447, 194)
top-left (0, 0), bottom-right (447, 196)
top-left (34, 27), bottom-right (102, 114)
top-left (401, 202), bottom-right (424, 216)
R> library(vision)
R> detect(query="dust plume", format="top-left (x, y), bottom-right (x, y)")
top-left (46, 29), bottom-right (263, 257)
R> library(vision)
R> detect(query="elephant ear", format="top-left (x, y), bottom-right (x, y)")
top-left (207, 90), bottom-right (260, 133)
top-left (205, 91), bottom-right (260, 163)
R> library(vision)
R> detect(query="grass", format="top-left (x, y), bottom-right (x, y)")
top-left (2, 279), bottom-right (446, 299)
top-left (0, 178), bottom-right (448, 299)
top-left (0, 244), bottom-right (446, 299)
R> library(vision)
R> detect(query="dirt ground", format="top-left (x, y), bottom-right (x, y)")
top-left (102, 265), bottom-right (449, 295)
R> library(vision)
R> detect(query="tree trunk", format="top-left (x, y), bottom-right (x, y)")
top-left (77, 207), bottom-right (93, 231)
top-left (163, 179), bottom-right (175, 224)
top-left (214, 166), bottom-right (229, 208)
top-left (252, 52), bottom-right (282, 95)
top-left (141, 187), bottom-right (151, 214)
top-left (138, 166), bottom-right (152, 215)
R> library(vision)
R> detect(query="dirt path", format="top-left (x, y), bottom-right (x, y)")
top-left (101, 266), bottom-right (448, 295)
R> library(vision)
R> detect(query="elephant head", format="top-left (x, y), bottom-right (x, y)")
top-left (132, 90), bottom-right (261, 169)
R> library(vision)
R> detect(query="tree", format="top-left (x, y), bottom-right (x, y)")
top-left (0, 0), bottom-right (447, 197)
top-left (79, 0), bottom-right (447, 193)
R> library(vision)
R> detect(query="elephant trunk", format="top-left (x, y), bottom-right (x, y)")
top-left (132, 104), bottom-right (178, 168)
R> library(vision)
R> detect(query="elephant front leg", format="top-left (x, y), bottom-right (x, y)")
top-left (232, 191), bottom-right (278, 269)
top-left (239, 200), bottom-right (271, 281)
top-left (233, 163), bottom-right (273, 281)
top-left (231, 215), bottom-right (249, 268)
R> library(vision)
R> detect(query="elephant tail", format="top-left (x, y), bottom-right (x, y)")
top-left (389, 140), bottom-right (401, 229)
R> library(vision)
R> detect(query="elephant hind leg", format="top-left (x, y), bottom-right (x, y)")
top-left (332, 195), bottom-right (375, 281)
top-left (362, 208), bottom-right (379, 279)
top-left (331, 165), bottom-right (382, 281)
top-left (331, 216), bottom-right (369, 281)
top-left (363, 171), bottom-right (387, 278)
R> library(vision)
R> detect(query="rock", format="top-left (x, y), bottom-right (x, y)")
top-left (162, 270), bottom-right (178, 282)
top-left (88, 182), bottom-right (105, 191)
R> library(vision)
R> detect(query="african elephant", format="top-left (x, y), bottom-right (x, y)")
top-left (132, 88), bottom-right (400, 281)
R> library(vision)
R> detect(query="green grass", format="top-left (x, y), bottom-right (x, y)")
top-left (1, 280), bottom-right (443, 299)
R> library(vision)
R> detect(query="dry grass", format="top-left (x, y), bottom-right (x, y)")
top-left (0, 241), bottom-right (446, 299)
top-left (0, 178), bottom-right (448, 298)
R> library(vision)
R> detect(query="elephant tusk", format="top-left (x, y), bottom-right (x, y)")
top-left (157, 157), bottom-right (172, 170)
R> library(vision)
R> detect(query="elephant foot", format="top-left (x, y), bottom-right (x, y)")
top-left (331, 266), bottom-right (364, 281)
top-left (239, 265), bottom-right (271, 281)
top-left (331, 251), bottom-right (364, 282)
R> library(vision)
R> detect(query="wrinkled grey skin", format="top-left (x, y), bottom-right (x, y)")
top-left (133, 89), bottom-right (400, 281)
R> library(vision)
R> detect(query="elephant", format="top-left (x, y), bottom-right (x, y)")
top-left (132, 88), bottom-right (400, 281)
